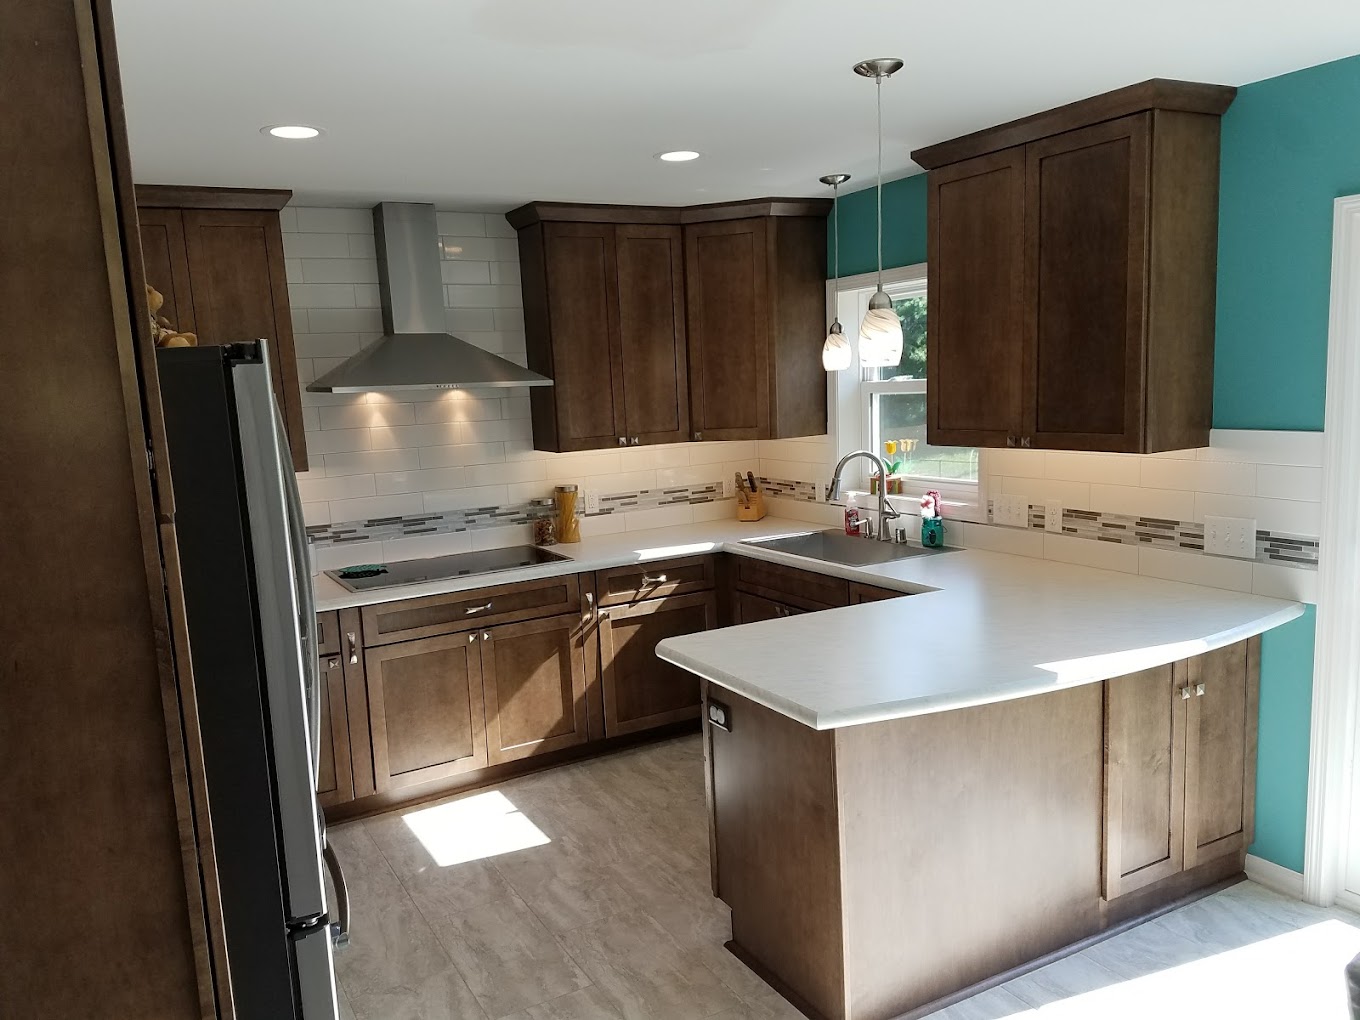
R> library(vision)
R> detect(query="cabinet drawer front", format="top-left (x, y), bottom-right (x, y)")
top-left (316, 611), bottom-right (341, 655)
top-left (734, 557), bottom-right (848, 611)
top-left (365, 633), bottom-right (489, 791)
top-left (598, 555), bottom-right (714, 606)
top-left (361, 574), bottom-right (581, 645)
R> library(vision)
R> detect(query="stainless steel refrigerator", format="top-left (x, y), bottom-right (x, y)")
top-left (158, 341), bottom-right (341, 1019)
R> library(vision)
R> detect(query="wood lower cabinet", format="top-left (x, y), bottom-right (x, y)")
top-left (315, 654), bottom-right (355, 808)
top-left (135, 186), bottom-right (307, 469)
top-left (365, 633), bottom-right (490, 792)
top-left (481, 615), bottom-right (590, 764)
top-left (734, 590), bottom-right (802, 623)
top-left (599, 591), bottom-right (717, 735)
top-left (1102, 638), bottom-right (1259, 900)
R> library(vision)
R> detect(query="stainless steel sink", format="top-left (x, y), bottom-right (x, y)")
top-left (740, 530), bottom-right (947, 566)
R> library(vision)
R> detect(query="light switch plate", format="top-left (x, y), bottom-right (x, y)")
top-left (993, 494), bottom-right (1028, 528)
top-left (1044, 503), bottom-right (1064, 534)
top-left (583, 488), bottom-right (600, 514)
top-left (1203, 515), bottom-right (1257, 559)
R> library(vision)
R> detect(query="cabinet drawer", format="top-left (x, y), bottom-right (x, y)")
top-left (317, 611), bottom-right (341, 655)
top-left (361, 573), bottom-right (581, 646)
top-left (848, 582), bottom-right (909, 604)
top-left (734, 557), bottom-right (848, 612)
top-left (597, 555), bottom-right (714, 606)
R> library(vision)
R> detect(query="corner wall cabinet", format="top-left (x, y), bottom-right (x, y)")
top-left (508, 200), bottom-right (829, 452)
top-left (914, 79), bottom-right (1236, 454)
top-left (136, 185), bottom-right (308, 469)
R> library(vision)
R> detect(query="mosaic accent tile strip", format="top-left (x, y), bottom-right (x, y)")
top-left (994, 501), bottom-right (1319, 570)
top-left (756, 477), bottom-right (819, 502)
top-left (307, 482), bottom-right (728, 547)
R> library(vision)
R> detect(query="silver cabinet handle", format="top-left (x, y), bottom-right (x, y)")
top-left (347, 632), bottom-right (358, 666)
top-left (1195, 683), bottom-right (1206, 697)
top-left (640, 574), bottom-right (668, 586)
top-left (325, 656), bottom-right (340, 670)
top-left (1180, 686), bottom-right (1192, 700)
top-left (465, 601), bottom-right (494, 615)
top-left (482, 631), bottom-right (490, 641)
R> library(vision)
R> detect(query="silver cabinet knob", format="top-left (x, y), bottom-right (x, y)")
top-left (693, 431), bottom-right (702, 441)
top-left (618, 437), bottom-right (627, 446)
top-left (1006, 435), bottom-right (1016, 448)
top-left (482, 631), bottom-right (490, 641)
top-left (468, 634), bottom-right (476, 644)
top-left (1180, 686), bottom-right (1192, 700)
top-left (1020, 437), bottom-right (1032, 449)
top-left (631, 436), bottom-right (640, 445)
top-left (1195, 683), bottom-right (1206, 697)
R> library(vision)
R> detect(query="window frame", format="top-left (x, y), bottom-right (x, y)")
top-left (826, 264), bottom-right (987, 523)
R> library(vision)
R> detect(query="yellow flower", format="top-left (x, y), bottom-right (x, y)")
top-left (884, 440), bottom-right (897, 456)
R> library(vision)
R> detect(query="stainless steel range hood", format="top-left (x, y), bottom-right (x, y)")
top-left (307, 203), bottom-right (551, 393)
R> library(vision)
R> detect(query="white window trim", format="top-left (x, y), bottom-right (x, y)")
top-left (825, 264), bottom-right (989, 524)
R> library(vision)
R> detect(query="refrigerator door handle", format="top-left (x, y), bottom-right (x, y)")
top-left (233, 344), bottom-right (329, 925)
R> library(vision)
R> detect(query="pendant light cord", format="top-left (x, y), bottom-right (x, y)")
top-left (876, 72), bottom-right (883, 290)
top-left (833, 181), bottom-right (840, 281)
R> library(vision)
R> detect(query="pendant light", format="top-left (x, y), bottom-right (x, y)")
top-left (820, 173), bottom-right (852, 372)
top-left (854, 57), bottom-right (904, 370)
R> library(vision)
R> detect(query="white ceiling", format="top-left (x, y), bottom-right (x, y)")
top-left (111, 0), bottom-right (1360, 211)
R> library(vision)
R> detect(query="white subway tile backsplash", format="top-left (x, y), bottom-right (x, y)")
top-left (297, 473), bottom-right (376, 503)
top-left (414, 395), bottom-right (504, 424)
top-left (994, 475), bottom-right (1092, 510)
top-left (618, 444), bottom-right (691, 471)
top-left (1088, 483), bottom-right (1195, 522)
top-left (1139, 457), bottom-right (1256, 496)
top-left (484, 214), bottom-right (517, 239)
top-left (327, 492), bottom-right (425, 521)
top-left (1045, 451), bottom-right (1141, 486)
top-left (1192, 491), bottom-right (1258, 523)
top-left (375, 467), bottom-right (467, 494)
top-left (381, 531), bottom-right (474, 562)
top-left (348, 234), bottom-right (376, 259)
top-left (301, 258), bottom-right (379, 284)
top-left (1254, 496), bottom-right (1322, 536)
top-left (423, 485), bottom-right (510, 512)
top-left (293, 332), bottom-right (362, 360)
top-left (1200, 429), bottom-right (1324, 468)
top-left (440, 261), bottom-right (492, 285)
top-left (490, 262), bottom-right (521, 286)
top-left (445, 307), bottom-right (498, 333)
top-left (623, 505), bottom-right (695, 532)
top-left (436, 212), bottom-right (486, 237)
top-left (283, 232), bottom-right (355, 259)
top-left (444, 284), bottom-right (523, 309)
top-left (466, 460), bottom-right (546, 487)
top-left (1137, 546), bottom-right (1253, 593)
top-left (1252, 562), bottom-right (1319, 602)
top-left (295, 207), bottom-right (373, 234)
top-left (1256, 464), bottom-right (1324, 502)
top-left (304, 428), bottom-right (371, 455)
top-left (494, 307), bottom-right (525, 331)
top-left (317, 401), bottom-right (416, 431)
top-left (323, 449), bottom-right (421, 477)
top-left (370, 423), bottom-right (463, 450)
top-left (307, 307), bottom-right (385, 333)
top-left (1043, 532), bottom-right (1138, 574)
top-left (439, 236), bottom-right (499, 261)
top-left (418, 443), bottom-right (506, 469)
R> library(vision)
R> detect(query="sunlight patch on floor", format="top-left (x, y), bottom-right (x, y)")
top-left (993, 920), bottom-right (1360, 1019)
top-left (402, 790), bottom-right (550, 867)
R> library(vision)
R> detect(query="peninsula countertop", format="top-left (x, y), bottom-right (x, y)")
top-left (311, 516), bottom-right (1304, 730)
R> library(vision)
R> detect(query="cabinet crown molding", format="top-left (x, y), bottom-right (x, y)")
top-left (911, 78), bottom-right (1236, 170)
top-left (506, 196), bottom-right (830, 230)
top-left (134, 184), bottom-right (293, 210)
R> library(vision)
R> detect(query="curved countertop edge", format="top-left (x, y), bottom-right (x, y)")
top-left (657, 600), bottom-right (1304, 731)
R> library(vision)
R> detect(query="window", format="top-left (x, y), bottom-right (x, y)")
top-left (829, 265), bottom-right (982, 519)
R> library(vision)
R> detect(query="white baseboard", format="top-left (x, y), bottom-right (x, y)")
top-left (1245, 854), bottom-right (1306, 899)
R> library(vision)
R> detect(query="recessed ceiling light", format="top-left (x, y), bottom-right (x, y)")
top-left (262, 125), bottom-right (322, 140)
top-left (657, 150), bottom-right (700, 162)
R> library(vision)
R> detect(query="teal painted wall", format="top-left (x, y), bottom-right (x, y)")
top-left (1214, 55), bottom-right (1360, 431)
top-left (1250, 606), bottom-right (1316, 872)
top-left (830, 55), bottom-right (1360, 874)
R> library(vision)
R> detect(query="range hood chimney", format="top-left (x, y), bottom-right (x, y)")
top-left (307, 203), bottom-right (551, 393)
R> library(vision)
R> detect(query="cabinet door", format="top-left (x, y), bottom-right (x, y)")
top-left (315, 655), bottom-right (355, 808)
top-left (480, 615), bottom-right (590, 765)
top-left (927, 147), bottom-right (1026, 448)
top-left (137, 209), bottom-right (195, 334)
top-left (1184, 638), bottom-right (1259, 868)
top-left (734, 591), bottom-right (800, 624)
top-left (1102, 663), bottom-right (1186, 899)
top-left (365, 633), bottom-right (489, 792)
top-left (599, 591), bottom-right (716, 735)
top-left (179, 208), bottom-right (308, 469)
top-left (1024, 115), bottom-right (1150, 452)
top-left (542, 222), bottom-right (626, 450)
top-left (685, 218), bottom-right (769, 442)
top-left (616, 225), bottom-right (689, 446)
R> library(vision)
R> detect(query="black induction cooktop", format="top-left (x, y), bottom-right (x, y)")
top-left (325, 546), bottom-right (572, 592)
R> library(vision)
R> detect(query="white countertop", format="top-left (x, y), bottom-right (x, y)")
top-left (313, 517), bottom-right (1303, 731)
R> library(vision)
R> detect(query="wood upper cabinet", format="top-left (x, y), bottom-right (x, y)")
top-left (135, 186), bottom-right (308, 470)
top-left (517, 219), bottom-right (687, 451)
top-left (509, 200), bottom-right (828, 451)
top-left (480, 615), bottom-right (590, 764)
top-left (599, 590), bottom-right (716, 736)
top-left (1102, 637), bottom-right (1259, 899)
top-left (927, 147), bottom-right (1027, 448)
top-left (364, 632), bottom-right (489, 792)
top-left (915, 79), bottom-right (1235, 453)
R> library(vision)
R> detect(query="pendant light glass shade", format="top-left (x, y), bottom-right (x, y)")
top-left (820, 172), bottom-right (852, 372)
top-left (854, 58), bottom-right (904, 371)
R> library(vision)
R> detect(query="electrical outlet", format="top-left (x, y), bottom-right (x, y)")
top-left (1203, 515), bottom-right (1257, 559)
top-left (1044, 502), bottom-right (1064, 534)
top-left (583, 488), bottom-right (600, 514)
top-left (993, 494), bottom-right (1028, 528)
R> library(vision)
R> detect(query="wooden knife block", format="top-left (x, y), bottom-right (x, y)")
top-left (736, 490), bottom-right (767, 522)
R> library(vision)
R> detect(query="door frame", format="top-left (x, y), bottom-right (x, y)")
top-left (1306, 193), bottom-right (1360, 908)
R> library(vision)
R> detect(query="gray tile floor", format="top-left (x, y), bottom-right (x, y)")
top-left (329, 735), bottom-right (1360, 1020)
